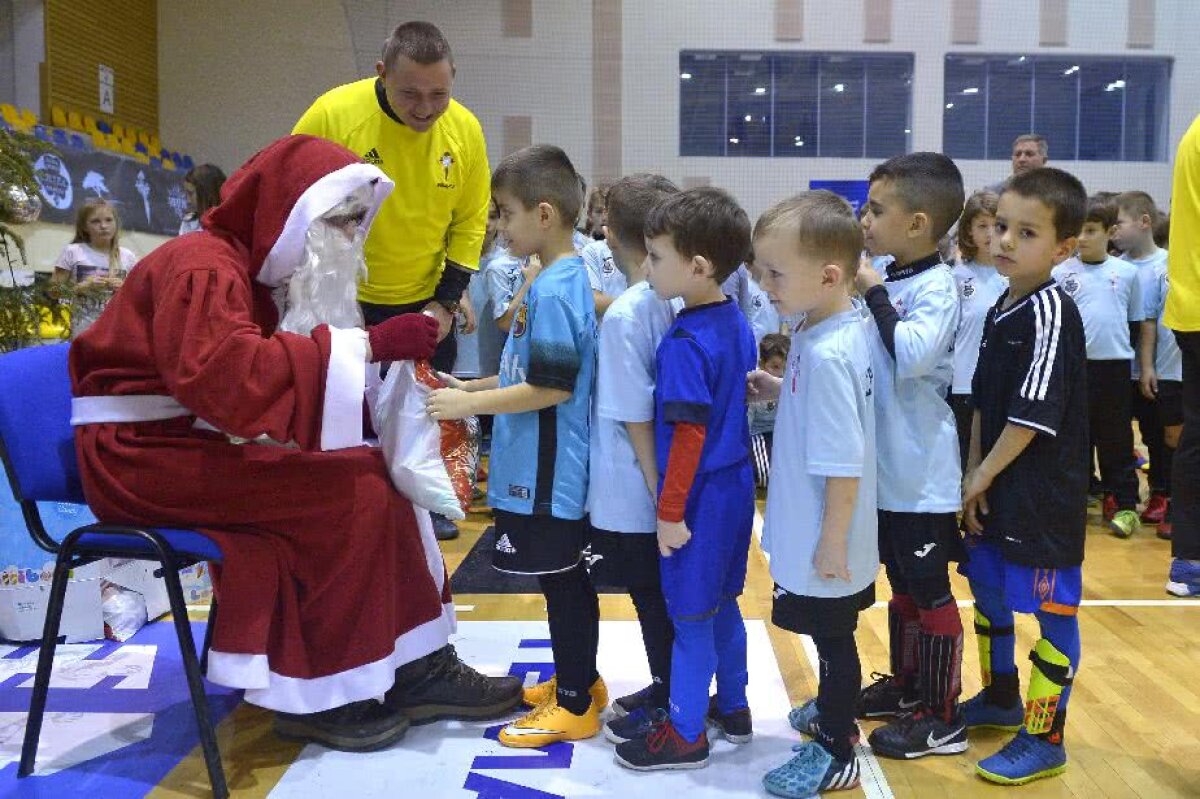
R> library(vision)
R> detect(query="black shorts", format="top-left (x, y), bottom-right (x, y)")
top-left (772, 583), bottom-right (876, 637)
top-left (588, 527), bottom-right (661, 589)
top-left (1158, 380), bottom-right (1184, 427)
top-left (878, 510), bottom-right (964, 580)
top-left (492, 510), bottom-right (588, 576)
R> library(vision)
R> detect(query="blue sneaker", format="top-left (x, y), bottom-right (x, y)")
top-left (604, 705), bottom-right (665, 744)
top-left (961, 691), bottom-right (1024, 731)
top-left (763, 741), bottom-right (860, 798)
top-left (976, 729), bottom-right (1067, 785)
top-left (1167, 559), bottom-right (1200, 598)
top-left (787, 699), bottom-right (861, 744)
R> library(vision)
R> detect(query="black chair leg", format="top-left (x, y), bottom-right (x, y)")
top-left (163, 559), bottom-right (229, 799)
top-left (200, 592), bottom-right (218, 676)
top-left (18, 552), bottom-right (73, 777)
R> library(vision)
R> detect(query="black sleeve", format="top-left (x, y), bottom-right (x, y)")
top-left (434, 260), bottom-right (474, 305)
top-left (864, 284), bottom-right (899, 360)
top-left (1008, 290), bottom-right (1074, 436)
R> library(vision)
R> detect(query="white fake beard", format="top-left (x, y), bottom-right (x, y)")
top-left (279, 221), bottom-right (368, 333)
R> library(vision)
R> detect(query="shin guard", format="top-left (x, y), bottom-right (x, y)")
top-left (1024, 638), bottom-right (1074, 743)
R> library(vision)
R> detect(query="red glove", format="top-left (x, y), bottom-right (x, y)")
top-left (367, 313), bottom-right (439, 363)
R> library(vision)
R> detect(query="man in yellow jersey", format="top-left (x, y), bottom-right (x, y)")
top-left (295, 20), bottom-right (491, 539)
top-left (1164, 114), bottom-right (1200, 597)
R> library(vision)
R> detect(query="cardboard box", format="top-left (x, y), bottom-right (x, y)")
top-left (0, 559), bottom-right (110, 643)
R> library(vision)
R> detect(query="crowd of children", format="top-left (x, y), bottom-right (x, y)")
top-left (416, 136), bottom-right (1200, 797)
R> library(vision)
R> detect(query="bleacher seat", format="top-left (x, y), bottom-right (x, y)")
top-left (50, 129), bottom-right (69, 148)
top-left (134, 141), bottom-right (148, 155)
top-left (68, 133), bottom-right (87, 150)
top-left (19, 109), bottom-right (36, 129)
top-left (83, 114), bottom-right (97, 133)
top-left (32, 125), bottom-right (50, 143)
top-left (181, 155), bottom-right (195, 169)
top-left (120, 138), bottom-right (136, 155)
top-left (50, 106), bottom-right (66, 128)
top-left (67, 111), bottom-right (83, 132)
top-left (90, 131), bottom-right (106, 149)
top-left (96, 119), bottom-right (112, 134)
top-left (0, 103), bottom-right (19, 128)
top-left (112, 123), bottom-right (125, 140)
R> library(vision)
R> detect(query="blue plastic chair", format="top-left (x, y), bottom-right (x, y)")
top-left (0, 343), bottom-right (228, 799)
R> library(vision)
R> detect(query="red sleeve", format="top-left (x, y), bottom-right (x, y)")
top-left (150, 268), bottom-right (333, 450)
top-left (657, 421), bottom-right (707, 523)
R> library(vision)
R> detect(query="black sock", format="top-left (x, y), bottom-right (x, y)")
top-left (629, 583), bottom-right (674, 709)
top-left (539, 564), bottom-right (599, 715)
top-left (813, 634), bottom-right (860, 762)
top-left (984, 671), bottom-right (1021, 708)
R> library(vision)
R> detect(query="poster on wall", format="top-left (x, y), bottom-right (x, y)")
top-left (809, 180), bottom-right (870, 214)
top-left (32, 148), bottom-right (188, 237)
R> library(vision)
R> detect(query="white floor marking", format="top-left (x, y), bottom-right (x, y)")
top-left (797, 636), bottom-right (895, 799)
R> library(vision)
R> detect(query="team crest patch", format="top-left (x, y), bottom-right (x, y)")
top-left (437, 151), bottom-right (456, 188)
top-left (512, 304), bottom-right (529, 337)
top-left (961, 278), bottom-right (975, 298)
top-left (1062, 274), bottom-right (1080, 295)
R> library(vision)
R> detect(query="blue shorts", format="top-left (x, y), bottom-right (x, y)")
top-left (959, 538), bottom-right (1082, 616)
top-left (660, 461), bottom-right (755, 621)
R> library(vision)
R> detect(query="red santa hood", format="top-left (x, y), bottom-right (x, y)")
top-left (203, 134), bottom-right (392, 287)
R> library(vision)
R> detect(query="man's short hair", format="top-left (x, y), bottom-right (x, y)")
top-left (644, 186), bottom-right (751, 284)
top-left (1085, 195), bottom-right (1117, 230)
top-left (491, 144), bottom-right (583, 227)
top-left (382, 21), bottom-right (453, 69)
top-left (1013, 134), bottom-right (1049, 157)
top-left (753, 190), bottom-right (863, 275)
top-left (868, 152), bottom-right (966, 242)
top-left (1003, 167), bottom-right (1087, 240)
top-left (1115, 190), bottom-right (1159, 223)
top-left (605, 174), bottom-right (680, 250)
top-left (758, 333), bottom-right (790, 364)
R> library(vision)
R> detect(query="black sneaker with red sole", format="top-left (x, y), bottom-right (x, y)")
top-left (614, 718), bottom-right (710, 771)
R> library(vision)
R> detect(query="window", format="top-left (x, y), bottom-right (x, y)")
top-left (943, 55), bottom-right (1172, 162)
top-left (680, 51), bottom-right (913, 158)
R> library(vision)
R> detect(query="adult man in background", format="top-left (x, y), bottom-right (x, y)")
top-left (985, 134), bottom-right (1049, 193)
top-left (295, 20), bottom-right (491, 540)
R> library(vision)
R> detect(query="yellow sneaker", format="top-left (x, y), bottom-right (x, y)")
top-left (522, 676), bottom-right (609, 709)
top-left (498, 698), bottom-right (601, 748)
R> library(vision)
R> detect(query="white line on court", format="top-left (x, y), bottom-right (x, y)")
top-left (867, 599), bottom-right (1200, 609)
top-left (798, 635), bottom-right (895, 799)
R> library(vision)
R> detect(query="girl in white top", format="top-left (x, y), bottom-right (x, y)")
top-left (53, 198), bottom-right (138, 336)
top-left (178, 163), bottom-right (227, 235)
top-left (950, 191), bottom-right (1007, 469)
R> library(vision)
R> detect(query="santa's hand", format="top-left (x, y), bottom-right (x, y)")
top-left (427, 387), bottom-right (474, 420)
top-left (366, 313), bottom-right (439, 363)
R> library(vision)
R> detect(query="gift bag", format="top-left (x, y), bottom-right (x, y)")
top-left (372, 359), bottom-right (469, 519)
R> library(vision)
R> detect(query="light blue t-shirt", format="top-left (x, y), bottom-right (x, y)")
top-left (588, 281), bottom-right (675, 533)
top-left (1052, 255), bottom-right (1143, 360)
top-left (488, 255), bottom-right (597, 519)
top-left (582, 239), bottom-right (628, 299)
top-left (952, 262), bottom-right (1009, 394)
top-left (1125, 248), bottom-right (1170, 379)
top-left (1141, 255), bottom-right (1182, 381)
top-left (453, 246), bottom-right (515, 378)
top-left (722, 264), bottom-right (780, 342)
top-left (762, 310), bottom-right (878, 598)
top-left (868, 263), bottom-right (961, 513)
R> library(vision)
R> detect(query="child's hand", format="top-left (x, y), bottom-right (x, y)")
top-left (854, 263), bottom-right (883, 295)
top-left (1139, 369), bottom-right (1158, 400)
top-left (657, 518), bottom-right (692, 557)
top-left (813, 536), bottom-right (850, 581)
top-left (962, 467), bottom-right (994, 534)
top-left (458, 294), bottom-right (477, 335)
top-left (435, 371), bottom-right (469, 391)
top-left (746, 369), bottom-right (783, 402)
top-left (427, 387), bottom-right (475, 421)
top-left (521, 254), bottom-right (543, 283)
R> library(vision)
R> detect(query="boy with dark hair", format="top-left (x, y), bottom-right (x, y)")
top-left (1113, 191), bottom-right (1174, 531)
top-left (613, 187), bottom-right (757, 770)
top-left (1051, 198), bottom-right (1143, 537)
top-left (855, 152), bottom-right (968, 759)
top-left (427, 144), bottom-right (601, 747)
top-left (749, 333), bottom-right (790, 488)
top-left (750, 191), bottom-right (879, 797)
top-left (961, 167), bottom-right (1089, 785)
top-left (583, 174), bottom-right (683, 744)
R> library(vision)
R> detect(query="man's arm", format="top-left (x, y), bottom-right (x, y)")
top-left (443, 120), bottom-right (491, 272)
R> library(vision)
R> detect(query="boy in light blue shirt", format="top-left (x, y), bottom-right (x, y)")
top-left (1051, 197), bottom-right (1144, 537)
top-left (751, 191), bottom-right (878, 797)
top-left (1113, 191), bottom-right (1174, 530)
top-left (428, 145), bottom-right (601, 748)
top-left (585, 174), bottom-right (683, 744)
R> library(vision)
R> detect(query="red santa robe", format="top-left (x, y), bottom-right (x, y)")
top-left (68, 135), bottom-right (455, 714)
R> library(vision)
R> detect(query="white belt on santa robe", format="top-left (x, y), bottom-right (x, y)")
top-left (67, 384), bottom-right (457, 714)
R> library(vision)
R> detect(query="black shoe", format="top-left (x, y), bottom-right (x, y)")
top-left (857, 672), bottom-right (920, 719)
top-left (614, 718), bottom-right (710, 771)
top-left (867, 708), bottom-right (968, 759)
top-left (431, 512), bottom-right (460, 541)
top-left (274, 699), bottom-right (409, 751)
top-left (705, 695), bottom-right (753, 744)
top-left (611, 683), bottom-right (656, 717)
top-left (385, 644), bottom-right (522, 724)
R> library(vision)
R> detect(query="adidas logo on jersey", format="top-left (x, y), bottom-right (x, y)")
top-left (362, 148), bottom-right (383, 165)
top-left (495, 534), bottom-right (517, 554)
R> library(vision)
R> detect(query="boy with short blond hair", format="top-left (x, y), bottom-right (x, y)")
top-left (613, 187), bottom-right (757, 771)
top-left (750, 190), bottom-right (878, 797)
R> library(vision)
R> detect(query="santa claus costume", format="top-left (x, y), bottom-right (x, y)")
top-left (68, 135), bottom-right (520, 750)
